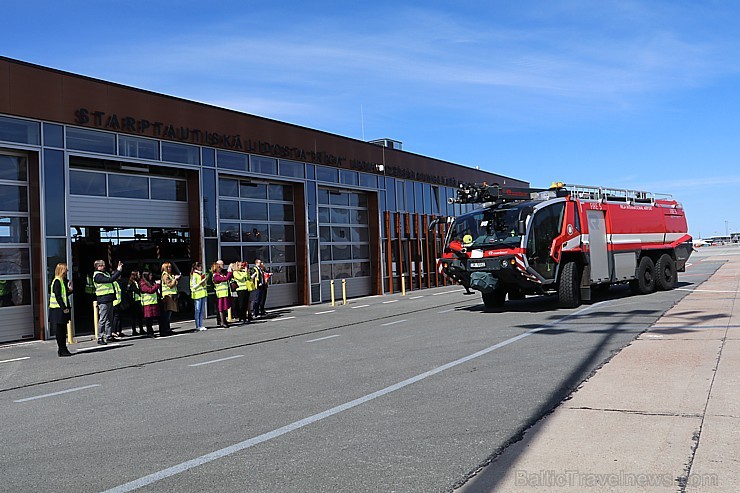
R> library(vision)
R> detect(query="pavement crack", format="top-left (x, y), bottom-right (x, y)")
top-left (566, 406), bottom-right (703, 418)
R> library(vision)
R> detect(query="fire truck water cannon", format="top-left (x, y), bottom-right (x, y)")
top-left (437, 181), bottom-right (693, 310)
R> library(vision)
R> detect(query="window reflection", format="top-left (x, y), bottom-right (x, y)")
top-left (0, 248), bottom-right (31, 275)
top-left (0, 155), bottom-right (27, 181)
top-left (108, 174), bottom-right (149, 199)
top-left (0, 185), bottom-right (29, 212)
top-left (0, 217), bottom-right (29, 243)
top-left (0, 278), bottom-right (31, 307)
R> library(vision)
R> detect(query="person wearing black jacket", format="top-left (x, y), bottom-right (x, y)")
top-left (49, 262), bottom-right (73, 357)
top-left (93, 259), bottom-right (123, 345)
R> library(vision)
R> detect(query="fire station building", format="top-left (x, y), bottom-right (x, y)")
top-left (0, 56), bottom-right (527, 344)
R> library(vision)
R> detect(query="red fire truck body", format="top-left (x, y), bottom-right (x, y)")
top-left (438, 183), bottom-right (692, 308)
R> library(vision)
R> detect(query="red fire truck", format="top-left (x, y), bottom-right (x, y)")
top-left (437, 182), bottom-right (692, 308)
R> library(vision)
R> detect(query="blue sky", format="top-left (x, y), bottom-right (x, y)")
top-left (3, 1), bottom-right (740, 237)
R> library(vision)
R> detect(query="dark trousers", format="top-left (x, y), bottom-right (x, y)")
top-left (145, 317), bottom-right (155, 336)
top-left (54, 322), bottom-right (68, 353)
top-left (129, 301), bottom-right (144, 333)
top-left (237, 290), bottom-right (252, 321)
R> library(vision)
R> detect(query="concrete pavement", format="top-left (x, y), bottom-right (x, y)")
top-left (457, 248), bottom-right (740, 493)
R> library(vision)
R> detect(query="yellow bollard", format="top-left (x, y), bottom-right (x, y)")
top-left (93, 300), bottom-right (99, 341)
top-left (401, 275), bottom-right (406, 296)
top-left (66, 320), bottom-right (74, 344)
top-left (342, 279), bottom-right (347, 305)
top-left (227, 307), bottom-right (235, 322)
top-left (330, 280), bottom-right (335, 307)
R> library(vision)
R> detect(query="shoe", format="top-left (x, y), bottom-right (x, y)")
top-left (97, 338), bottom-right (107, 345)
top-left (58, 350), bottom-right (72, 357)
top-left (131, 330), bottom-right (139, 336)
top-left (198, 327), bottom-right (207, 331)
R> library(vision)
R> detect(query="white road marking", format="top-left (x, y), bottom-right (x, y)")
top-left (306, 335), bottom-right (340, 343)
top-left (155, 333), bottom-right (188, 340)
top-left (409, 296), bottom-right (424, 299)
top-left (314, 310), bottom-right (336, 315)
top-left (75, 343), bottom-right (122, 352)
top-left (188, 355), bottom-right (244, 367)
top-left (14, 384), bottom-right (101, 403)
top-left (351, 304), bottom-right (369, 309)
top-left (102, 302), bottom-right (602, 493)
top-left (676, 288), bottom-right (739, 293)
top-left (437, 308), bottom-right (456, 313)
top-left (271, 316), bottom-right (296, 322)
top-left (0, 356), bottom-right (30, 364)
top-left (381, 320), bottom-right (407, 326)
top-left (382, 300), bottom-right (398, 304)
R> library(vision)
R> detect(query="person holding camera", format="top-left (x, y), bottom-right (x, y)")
top-left (93, 259), bottom-right (123, 345)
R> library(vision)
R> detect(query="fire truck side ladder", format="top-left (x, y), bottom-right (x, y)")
top-left (563, 184), bottom-right (672, 205)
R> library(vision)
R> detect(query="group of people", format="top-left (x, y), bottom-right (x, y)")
top-left (49, 257), bottom-right (270, 357)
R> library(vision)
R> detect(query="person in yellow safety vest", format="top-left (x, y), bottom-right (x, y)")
top-left (232, 261), bottom-right (255, 324)
top-left (93, 259), bottom-right (123, 345)
top-left (85, 273), bottom-right (95, 296)
top-left (158, 262), bottom-right (180, 337)
top-left (110, 279), bottom-right (125, 339)
top-left (211, 261), bottom-right (233, 328)
top-left (49, 262), bottom-right (73, 357)
top-left (127, 271), bottom-right (144, 336)
top-left (190, 262), bottom-right (208, 331)
top-left (139, 271), bottom-right (160, 337)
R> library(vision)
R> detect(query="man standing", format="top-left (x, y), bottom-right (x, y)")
top-left (251, 259), bottom-right (269, 318)
top-left (93, 259), bottom-right (123, 344)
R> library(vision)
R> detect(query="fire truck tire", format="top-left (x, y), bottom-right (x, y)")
top-left (631, 256), bottom-right (656, 295)
top-left (558, 260), bottom-right (581, 308)
top-left (655, 254), bottom-right (677, 290)
top-left (482, 289), bottom-right (506, 308)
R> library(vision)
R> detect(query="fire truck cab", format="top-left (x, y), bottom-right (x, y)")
top-left (438, 183), bottom-right (693, 308)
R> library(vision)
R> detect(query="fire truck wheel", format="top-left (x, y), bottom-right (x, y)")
top-left (558, 260), bottom-right (581, 308)
top-left (482, 289), bottom-right (506, 308)
top-left (655, 254), bottom-right (677, 290)
top-left (632, 256), bottom-right (656, 295)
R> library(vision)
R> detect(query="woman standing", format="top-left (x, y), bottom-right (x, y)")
top-left (159, 262), bottom-right (180, 337)
top-left (232, 261), bottom-right (254, 324)
top-left (49, 262), bottom-right (73, 357)
top-left (139, 271), bottom-right (160, 337)
top-left (190, 262), bottom-right (207, 331)
top-left (211, 261), bottom-right (233, 328)
top-left (127, 271), bottom-right (144, 336)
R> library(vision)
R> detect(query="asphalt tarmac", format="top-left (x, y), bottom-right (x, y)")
top-left (0, 259), bottom-right (717, 493)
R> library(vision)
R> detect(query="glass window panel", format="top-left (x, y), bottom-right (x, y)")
top-left (406, 181), bottom-right (416, 213)
top-left (318, 207), bottom-right (330, 224)
top-left (395, 180), bottom-right (405, 211)
top-left (202, 169), bottom-right (217, 237)
top-left (217, 150), bottom-right (249, 171)
top-left (0, 247), bottom-right (30, 275)
top-left (239, 182), bottom-right (267, 199)
top-left (268, 184), bottom-right (292, 201)
top-left (66, 127), bottom-right (116, 154)
top-left (319, 226), bottom-right (331, 243)
top-left (270, 245), bottom-right (295, 264)
top-left (251, 156), bottom-right (277, 175)
top-left (219, 223), bottom-right (240, 242)
top-left (69, 170), bottom-right (106, 197)
top-left (119, 135), bottom-right (158, 159)
top-left (348, 193), bottom-right (360, 207)
top-left (267, 265), bottom-right (296, 284)
top-left (320, 263), bottom-right (331, 280)
top-left (269, 224), bottom-right (294, 242)
top-left (316, 166), bottom-right (338, 183)
top-left (0, 155), bottom-right (27, 182)
top-left (108, 174), bottom-right (149, 199)
top-left (331, 208), bottom-right (349, 224)
top-left (352, 227), bottom-right (369, 243)
top-left (0, 185), bottom-right (28, 212)
top-left (339, 170), bottom-right (358, 186)
top-left (220, 245), bottom-right (242, 264)
top-left (357, 194), bottom-right (368, 208)
top-left (0, 278), bottom-right (31, 307)
top-left (329, 191), bottom-right (349, 206)
top-left (332, 226), bottom-right (350, 242)
top-left (150, 178), bottom-right (186, 202)
top-left (307, 183), bottom-right (317, 238)
top-left (0, 115), bottom-right (40, 145)
top-left (161, 142), bottom-right (200, 165)
top-left (353, 262), bottom-right (371, 277)
top-left (350, 209), bottom-right (368, 225)
top-left (0, 217), bottom-right (29, 243)
top-left (240, 201), bottom-right (268, 221)
top-left (243, 245), bottom-right (269, 263)
top-left (219, 200), bottom-right (240, 220)
top-left (431, 186), bottom-right (441, 215)
top-left (306, 164), bottom-right (315, 180)
top-left (43, 150), bottom-right (65, 236)
top-left (415, 182), bottom-right (424, 213)
top-left (359, 173), bottom-right (377, 188)
top-left (332, 244), bottom-right (351, 261)
top-left (385, 177), bottom-right (397, 211)
top-left (279, 160), bottom-right (304, 178)
top-left (320, 244), bottom-right (331, 261)
top-left (241, 223), bottom-right (268, 242)
top-left (318, 188), bottom-right (330, 205)
top-left (269, 203), bottom-right (293, 222)
top-left (218, 178), bottom-right (239, 197)
top-left (202, 148), bottom-right (215, 167)
top-left (46, 238), bottom-right (67, 288)
top-left (333, 262), bottom-right (351, 279)
top-left (352, 244), bottom-right (370, 260)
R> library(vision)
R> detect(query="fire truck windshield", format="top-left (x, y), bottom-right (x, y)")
top-left (446, 204), bottom-right (532, 250)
